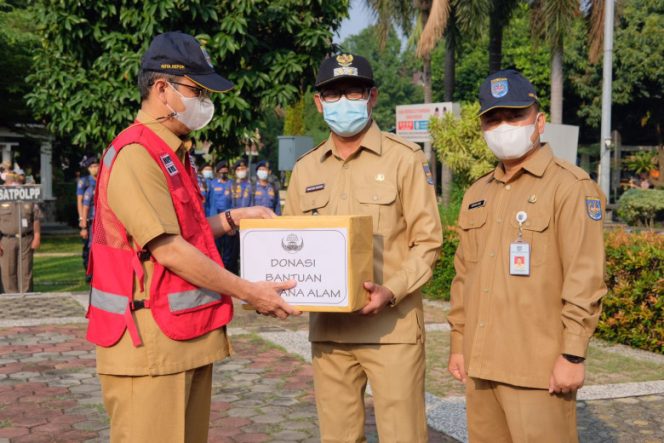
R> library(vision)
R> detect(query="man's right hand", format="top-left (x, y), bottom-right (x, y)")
top-left (245, 279), bottom-right (301, 319)
top-left (448, 353), bottom-right (467, 384)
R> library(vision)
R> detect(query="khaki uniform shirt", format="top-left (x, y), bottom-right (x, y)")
top-left (284, 122), bottom-right (442, 344)
top-left (0, 200), bottom-right (42, 235)
top-left (447, 145), bottom-right (606, 389)
top-left (95, 110), bottom-right (230, 376)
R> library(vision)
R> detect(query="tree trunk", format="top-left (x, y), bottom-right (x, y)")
top-left (423, 55), bottom-right (432, 103)
top-left (489, 14), bottom-right (503, 73)
top-left (550, 43), bottom-right (564, 124)
top-left (444, 31), bottom-right (455, 101)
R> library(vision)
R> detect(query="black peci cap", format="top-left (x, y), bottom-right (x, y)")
top-left (315, 54), bottom-right (374, 90)
top-left (478, 69), bottom-right (539, 116)
top-left (141, 31), bottom-right (234, 93)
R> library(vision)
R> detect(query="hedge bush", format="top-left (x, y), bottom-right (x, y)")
top-left (598, 229), bottom-right (664, 353)
top-left (616, 188), bottom-right (664, 227)
top-left (423, 226), bottom-right (663, 354)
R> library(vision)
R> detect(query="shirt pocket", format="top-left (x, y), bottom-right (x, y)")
top-left (354, 184), bottom-right (397, 234)
top-left (457, 207), bottom-right (488, 263)
top-left (299, 188), bottom-right (331, 215)
top-left (511, 211), bottom-right (551, 266)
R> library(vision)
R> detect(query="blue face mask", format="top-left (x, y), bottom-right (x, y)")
top-left (322, 98), bottom-right (371, 137)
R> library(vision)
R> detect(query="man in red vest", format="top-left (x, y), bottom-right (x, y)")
top-left (87, 31), bottom-right (299, 443)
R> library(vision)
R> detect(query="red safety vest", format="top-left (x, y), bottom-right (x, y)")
top-left (86, 122), bottom-right (233, 347)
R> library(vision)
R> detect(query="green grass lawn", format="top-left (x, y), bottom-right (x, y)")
top-left (33, 234), bottom-right (88, 293)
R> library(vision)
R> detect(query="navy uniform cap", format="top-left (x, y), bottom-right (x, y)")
top-left (478, 69), bottom-right (538, 116)
top-left (215, 160), bottom-right (228, 171)
top-left (233, 159), bottom-right (247, 170)
top-left (141, 31), bottom-right (234, 93)
top-left (315, 54), bottom-right (374, 90)
top-left (255, 160), bottom-right (269, 169)
top-left (81, 156), bottom-right (99, 168)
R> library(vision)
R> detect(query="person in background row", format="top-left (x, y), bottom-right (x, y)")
top-left (252, 160), bottom-right (281, 215)
top-left (78, 156), bottom-right (98, 271)
top-left (0, 172), bottom-right (42, 293)
top-left (226, 158), bottom-right (251, 275)
top-left (207, 161), bottom-right (237, 272)
top-left (198, 163), bottom-right (214, 208)
top-left (447, 70), bottom-right (607, 443)
top-left (80, 157), bottom-right (99, 283)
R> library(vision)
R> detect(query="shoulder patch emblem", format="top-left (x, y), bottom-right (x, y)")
top-left (160, 154), bottom-right (178, 177)
top-left (423, 164), bottom-right (434, 185)
top-left (585, 197), bottom-right (602, 221)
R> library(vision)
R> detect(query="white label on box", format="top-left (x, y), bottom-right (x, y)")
top-left (241, 228), bottom-right (349, 306)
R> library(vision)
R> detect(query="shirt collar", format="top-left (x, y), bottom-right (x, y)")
top-left (492, 143), bottom-right (553, 182)
top-left (136, 110), bottom-right (184, 153)
top-left (319, 121), bottom-right (383, 162)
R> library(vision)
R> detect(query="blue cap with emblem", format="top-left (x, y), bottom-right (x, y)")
top-left (478, 69), bottom-right (538, 116)
top-left (141, 31), bottom-right (234, 93)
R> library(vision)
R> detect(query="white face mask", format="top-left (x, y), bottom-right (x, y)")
top-left (167, 83), bottom-right (214, 131)
top-left (256, 170), bottom-right (268, 181)
top-left (236, 170), bottom-right (247, 180)
top-left (483, 115), bottom-right (541, 160)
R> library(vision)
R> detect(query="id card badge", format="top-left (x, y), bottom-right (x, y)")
top-left (21, 218), bottom-right (28, 228)
top-left (510, 241), bottom-right (530, 276)
top-left (510, 210), bottom-right (530, 276)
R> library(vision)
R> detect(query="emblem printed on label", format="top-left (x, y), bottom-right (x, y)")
top-left (160, 154), bottom-right (179, 177)
top-left (333, 67), bottom-right (358, 77)
top-left (281, 233), bottom-right (304, 254)
top-left (423, 164), bottom-right (434, 185)
top-left (585, 197), bottom-right (602, 221)
top-left (468, 200), bottom-right (485, 210)
top-left (305, 183), bottom-right (325, 193)
top-left (490, 78), bottom-right (509, 98)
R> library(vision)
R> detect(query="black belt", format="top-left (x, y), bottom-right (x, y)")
top-left (1, 232), bottom-right (33, 238)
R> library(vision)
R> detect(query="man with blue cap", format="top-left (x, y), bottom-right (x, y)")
top-left (447, 69), bottom-right (607, 442)
top-left (88, 31), bottom-right (299, 443)
top-left (251, 160), bottom-right (281, 215)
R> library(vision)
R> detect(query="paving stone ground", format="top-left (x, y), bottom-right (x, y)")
top-left (0, 294), bottom-right (663, 442)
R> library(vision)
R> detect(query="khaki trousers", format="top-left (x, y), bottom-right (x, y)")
top-left (312, 341), bottom-right (427, 443)
top-left (99, 364), bottom-right (213, 443)
top-left (466, 377), bottom-right (578, 443)
top-left (0, 234), bottom-right (33, 293)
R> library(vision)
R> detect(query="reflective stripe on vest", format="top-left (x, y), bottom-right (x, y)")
top-left (90, 288), bottom-right (127, 314)
top-left (168, 288), bottom-right (221, 313)
top-left (103, 145), bottom-right (117, 168)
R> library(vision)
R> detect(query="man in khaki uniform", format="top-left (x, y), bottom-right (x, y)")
top-left (447, 70), bottom-right (606, 442)
top-left (96, 32), bottom-right (298, 443)
top-left (0, 172), bottom-right (41, 293)
top-left (284, 54), bottom-right (442, 442)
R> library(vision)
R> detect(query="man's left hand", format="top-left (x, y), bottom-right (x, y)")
top-left (548, 355), bottom-right (585, 394)
top-left (31, 236), bottom-right (41, 250)
top-left (359, 282), bottom-right (395, 316)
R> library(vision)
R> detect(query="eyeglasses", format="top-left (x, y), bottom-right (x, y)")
top-left (169, 81), bottom-right (210, 98)
top-left (318, 87), bottom-right (370, 103)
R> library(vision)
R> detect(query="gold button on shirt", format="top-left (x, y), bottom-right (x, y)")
top-left (284, 122), bottom-right (442, 344)
top-left (95, 110), bottom-right (230, 376)
top-left (447, 145), bottom-right (607, 389)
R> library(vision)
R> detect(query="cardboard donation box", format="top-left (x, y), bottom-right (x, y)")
top-left (240, 215), bottom-right (373, 312)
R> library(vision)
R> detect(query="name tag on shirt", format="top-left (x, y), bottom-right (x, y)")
top-left (509, 241), bottom-right (530, 276)
top-left (21, 218), bottom-right (28, 228)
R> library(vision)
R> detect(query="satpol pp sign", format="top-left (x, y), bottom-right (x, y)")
top-left (0, 185), bottom-right (41, 202)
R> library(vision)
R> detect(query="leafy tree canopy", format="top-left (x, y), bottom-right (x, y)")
top-left (26, 0), bottom-right (348, 156)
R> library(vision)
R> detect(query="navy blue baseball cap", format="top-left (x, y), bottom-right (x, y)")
top-left (255, 160), bottom-right (270, 169)
top-left (315, 54), bottom-right (374, 90)
top-left (141, 31), bottom-right (234, 93)
top-left (478, 69), bottom-right (539, 116)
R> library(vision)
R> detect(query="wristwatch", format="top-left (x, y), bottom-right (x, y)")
top-left (562, 353), bottom-right (585, 364)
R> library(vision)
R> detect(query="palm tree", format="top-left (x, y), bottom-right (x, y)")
top-left (530, 0), bottom-right (605, 124)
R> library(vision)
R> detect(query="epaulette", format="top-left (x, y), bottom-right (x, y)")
top-left (553, 157), bottom-right (590, 181)
top-left (295, 140), bottom-right (326, 163)
top-left (384, 132), bottom-right (422, 152)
